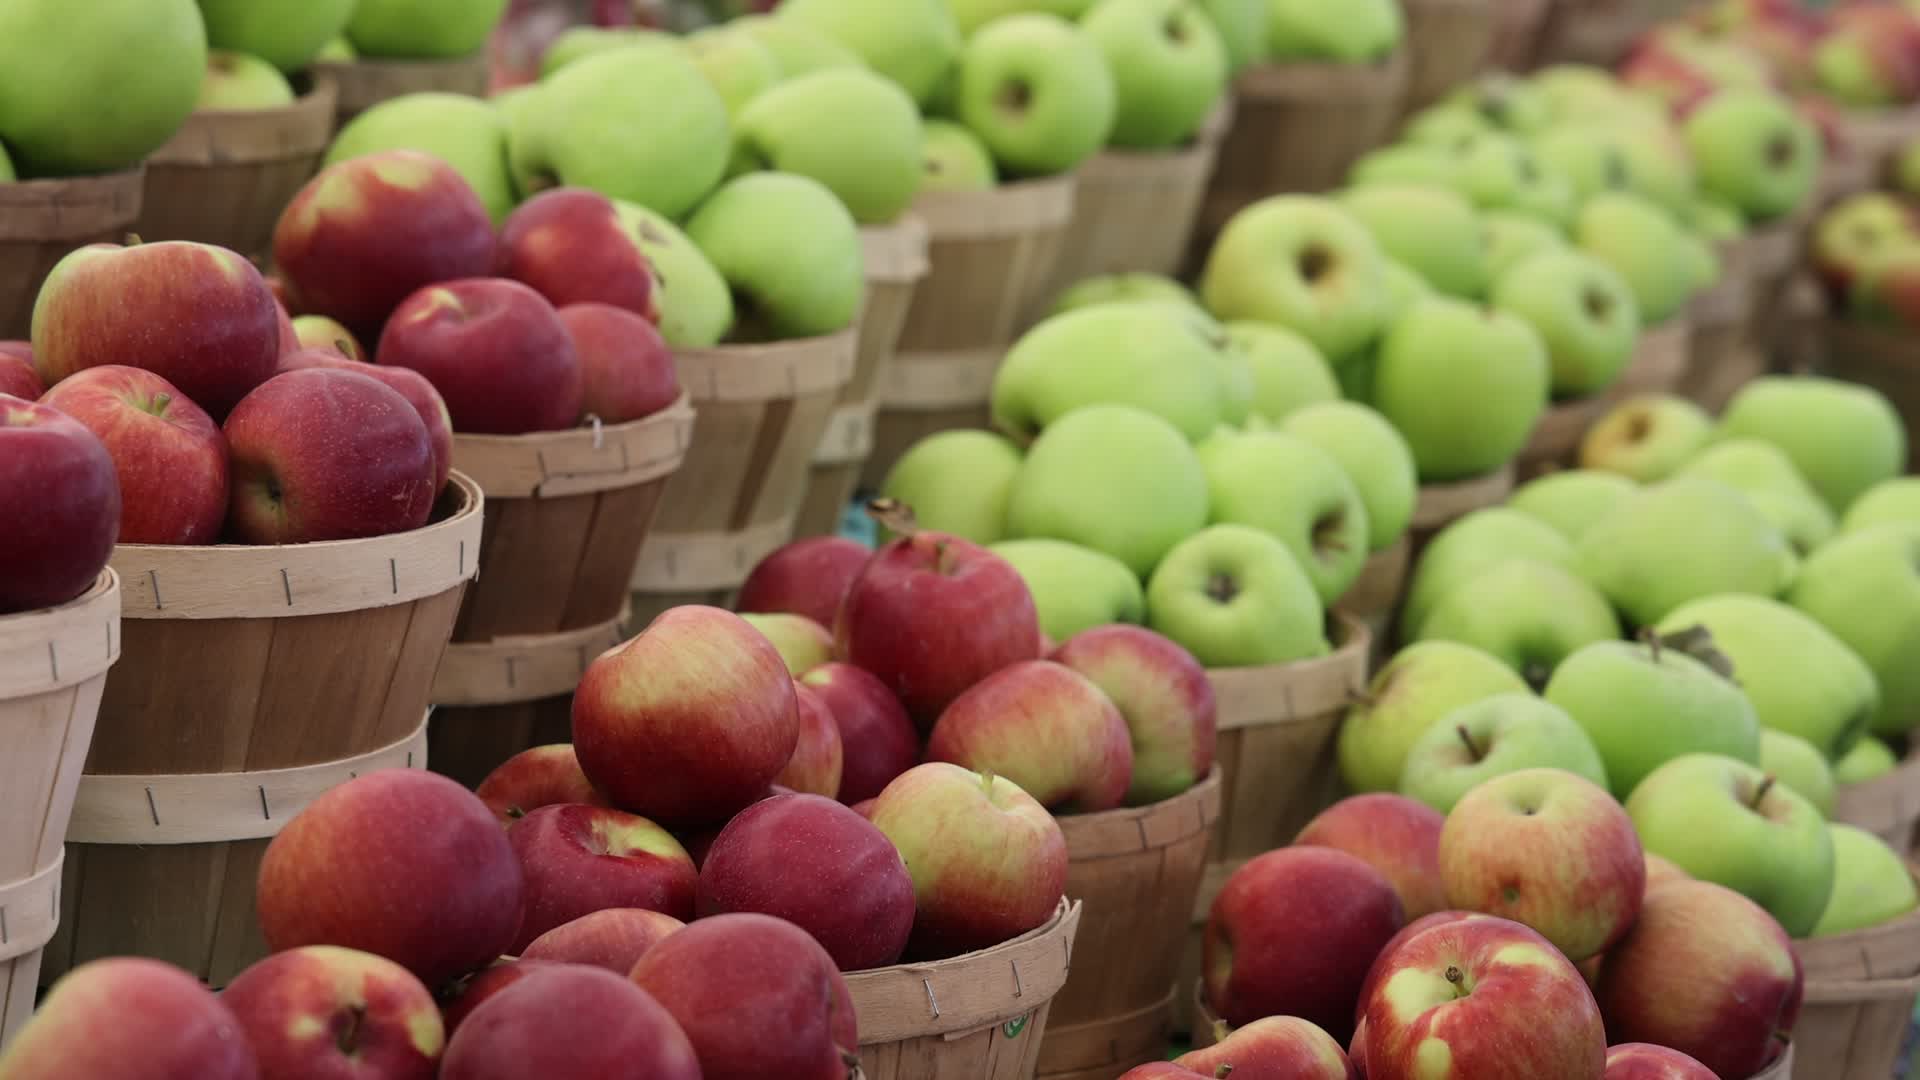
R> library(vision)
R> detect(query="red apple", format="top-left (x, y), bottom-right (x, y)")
top-left (849, 797), bottom-right (876, 818)
top-left (775, 684), bottom-right (846, 798)
top-left (1437, 768), bottom-right (1645, 963)
top-left (572, 605), bottom-right (800, 827)
top-left (256, 769), bottom-right (525, 990)
top-left (292, 315), bottom-right (368, 361)
top-left (223, 368), bottom-right (438, 544)
top-left (39, 365), bottom-right (229, 545)
top-left (474, 743), bottom-right (610, 825)
top-left (272, 150), bottom-right (496, 340)
top-left (1594, 880), bottom-right (1802, 1079)
top-left (1354, 911), bottom-right (1499, 1027)
top-left (1604, 1044), bottom-right (1717, 1079)
top-left (222, 945), bottom-right (443, 1080)
top-left (506, 803), bottom-right (698, 949)
top-left (275, 298), bottom-right (299, 355)
top-left (438, 961), bottom-right (558, 1037)
top-left (697, 793), bottom-right (915, 971)
top-left (1644, 852), bottom-right (1690, 894)
top-left (441, 965), bottom-right (699, 1080)
top-left (31, 239), bottom-right (281, 418)
top-left (926, 660), bottom-right (1133, 813)
top-left (799, 662), bottom-right (920, 805)
top-left (517, 907), bottom-right (684, 974)
top-left (1296, 794), bottom-right (1447, 921)
top-left (629, 912), bottom-right (858, 1080)
top-left (0, 395), bottom-right (119, 613)
top-left (497, 187), bottom-right (658, 319)
top-left (558, 302), bottom-right (680, 424)
top-left (376, 278), bottom-right (583, 435)
top-left (741, 611), bottom-right (836, 675)
top-left (277, 348), bottom-right (455, 495)
top-left (1204, 847), bottom-right (1406, 1042)
top-left (0, 957), bottom-right (257, 1080)
top-left (1176, 1016), bottom-right (1358, 1079)
top-left (736, 535), bottom-right (872, 628)
top-left (1116, 1067), bottom-right (1194, 1079)
top-left (1360, 915), bottom-right (1606, 1079)
top-left (836, 527), bottom-right (1043, 728)
top-left (0, 340), bottom-right (43, 398)
top-left (1050, 624), bottom-right (1216, 806)
top-left (869, 762), bottom-right (1068, 959)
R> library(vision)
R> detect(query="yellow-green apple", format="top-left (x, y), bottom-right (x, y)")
top-left (1361, 915), bottom-right (1605, 1077)
top-left (223, 368), bottom-right (437, 544)
top-left (275, 349), bottom-right (455, 496)
top-left (257, 769), bottom-right (525, 988)
top-left (732, 68), bottom-right (925, 224)
top-left (557, 303), bottom-right (680, 426)
top-left (1143, 1017), bottom-right (1356, 1079)
top-left (1337, 184), bottom-right (1490, 300)
top-left (776, 685), bottom-right (846, 797)
top-left (291, 316), bottom-right (366, 361)
top-left (1507, 470), bottom-right (1638, 541)
top-left (1789, 525), bottom-right (1920, 738)
top-left (506, 803), bottom-right (697, 948)
top-left (1412, 559), bottom-right (1622, 688)
top-left (1230, 321), bottom-right (1340, 423)
top-left (1083, 0), bottom-right (1229, 150)
top-left (345, 0), bottom-right (509, 59)
top-left (1594, 879), bottom-right (1802, 1078)
top-left (1049, 272), bottom-right (1201, 318)
top-left (991, 538), bottom-right (1145, 640)
top-left (1296, 794), bottom-right (1447, 919)
top-left (197, 50), bottom-right (295, 110)
top-left (1336, 641), bottom-right (1529, 794)
top-left (1811, 191), bottom-right (1917, 299)
top-left (835, 525), bottom-right (1042, 727)
top-left (683, 172), bottom-right (866, 340)
top-left (1351, 144), bottom-right (1460, 189)
top-left (1604, 1043), bottom-right (1717, 1079)
top-left (1050, 624), bottom-right (1216, 805)
top-left (1483, 210), bottom-right (1570, 282)
top-left (1279, 400), bottom-right (1417, 552)
top-left (1574, 193), bottom-right (1699, 326)
top-left (737, 536), bottom-right (872, 628)
top-left (222, 945), bottom-right (443, 1079)
top-left (1812, 822), bottom-right (1919, 936)
top-left (441, 965), bottom-right (700, 1080)
top-left (1202, 429), bottom-right (1371, 604)
top-left (573, 606), bottom-right (801, 826)
top-left (1679, 438), bottom-right (1819, 502)
top-left (1450, 132), bottom-right (1576, 226)
top-left (610, 200), bottom-right (734, 348)
top-left (882, 430), bottom-right (1024, 543)
top-left (926, 659), bottom-right (1133, 811)
top-left (1143, 523), bottom-right (1330, 668)
top-left (377, 279), bottom-right (585, 435)
top-left (518, 908), bottom-right (684, 974)
top-left (919, 118), bottom-right (999, 191)
top-left (800, 662), bottom-right (920, 804)
top-left (198, 0), bottom-right (356, 73)
top-left (731, 14), bottom-right (863, 76)
top-left (1717, 376), bottom-right (1908, 513)
top-left (1759, 728), bottom-right (1835, 816)
top-left (0, 957), bottom-right (255, 1079)
top-left (1842, 479), bottom-right (1920, 534)
top-left (38, 366), bottom-right (228, 545)
top-left (781, 0), bottom-right (959, 107)
top-left (1371, 296), bottom-right (1550, 482)
top-left (1834, 734), bottom-right (1900, 784)
top-left (497, 188), bottom-right (658, 319)
top-left (1205, 846), bottom-right (1406, 1041)
top-left (683, 26), bottom-right (781, 117)
top-left (696, 792), bottom-right (916, 970)
top-left (992, 304), bottom-right (1235, 443)
top-left (0, 396), bottom-right (119, 614)
top-left (1625, 753), bottom-right (1835, 936)
top-left (31, 239), bottom-right (282, 420)
top-left (1684, 88), bottom-right (1821, 223)
top-left (1579, 394), bottom-right (1714, 483)
top-left (1401, 695), bottom-right (1611, 812)
top-left (324, 93), bottom-right (517, 223)
top-left (1577, 478), bottom-right (1798, 629)
top-left (1401, 507), bottom-right (1574, 639)
top-left (0, 342), bottom-right (39, 398)
top-left (868, 762), bottom-right (1068, 957)
top-left (1266, 0), bottom-right (1402, 60)
top-left (1655, 594), bottom-right (1879, 759)
top-left (954, 14), bottom-right (1115, 176)
top-left (1492, 248), bottom-right (1641, 397)
top-left (1201, 195), bottom-right (1392, 360)
top-left (272, 151), bottom-right (497, 341)
top-left (740, 612), bottom-right (835, 676)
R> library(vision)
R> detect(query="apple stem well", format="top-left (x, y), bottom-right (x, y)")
top-left (1456, 724), bottom-right (1485, 763)
top-left (1206, 572), bottom-right (1239, 604)
top-left (334, 1004), bottom-right (366, 1055)
top-left (1215, 1066), bottom-right (1234, 1079)
top-left (1751, 774), bottom-right (1777, 809)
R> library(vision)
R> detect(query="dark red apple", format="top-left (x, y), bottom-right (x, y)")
top-left (438, 961), bottom-right (559, 1038)
top-left (221, 944), bottom-right (444, 1079)
top-left (277, 348), bottom-right (455, 495)
top-left (474, 744), bottom-right (610, 825)
top-left (0, 395), bottom-right (119, 614)
top-left (558, 303), bottom-right (680, 425)
top-left (736, 536), bottom-right (872, 628)
top-left (441, 966), bottom-right (699, 1080)
top-left (506, 803), bottom-right (698, 949)
top-left (377, 277), bottom-right (583, 435)
top-left (497, 187), bottom-right (658, 319)
top-left (517, 907), bottom-right (684, 974)
top-left (798, 662), bottom-right (920, 805)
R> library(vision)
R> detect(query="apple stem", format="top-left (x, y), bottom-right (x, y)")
top-left (1210, 1020), bottom-right (1232, 1045)
top-left (1457, 725), bottom-right (1484, 763)
top-left (150, 392), bottom-right (171, 413)
top-left (123, 232), bottom-right (144, 247)
top-left (866, 497), bottom-right (920, 539)
top-left (979, 770), bottom-right (998, 796)
top-left (1216, 1067), bottom-right (1234, 1078)
top-left (1752, 775), bottom-right (1776, 809)
top-left (1638, 626), bottom-right (1661, 662)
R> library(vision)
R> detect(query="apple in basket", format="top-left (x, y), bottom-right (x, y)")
top-left (441, 966), bottom-right (699, 1080)
top-left (926, 659), bottom-right (1135, 813)
top-left (376, 277), bottom-right (585, 436)
top-left (776, 684), bottom-right (846, 797)
top-left (0, 957), bottom-right (256, 1080)
top-left (1296, 793), bottom-right (1447, 920)
top-left (440, 961), bottom-right (562, 1038)
top-left (1117, 1016), bottom-right (1357, 1079)
top-left (222, 945), bottom-right (444, 1079)
top-left (291, 315), bottom-right (366, 361)
top-left (519, 907), bottom-right (685, 974)
top-left (1050, 624), bottom-right (1217, 807)
top-left (0, 341), bottom-right (42, 398)
top-left (506, 803), bottom-right (699, 950)
top-left (1604, 1043), bottom-right (1718, 1079)
top-left (498, 187), bottom-right (659, 319)
top-left (799, 662), bottom-right (921, 806)
top-left (475, 743), bottom-right (612, 824)
top-left (277, 348), bottom-right (455, 494)
top-left (0, 394), bottom-right (119, 614)
top-left (558, 302), bottom-right (682, 424)
top-left (736, 535), bottom-right (873, 630)
top-left (741, 611), bottom-right (836, 676)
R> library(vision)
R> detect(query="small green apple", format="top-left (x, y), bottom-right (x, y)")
top-left (315, 36), bottom-right (355, 62)
top-left (1491, 248), bottom-right (1641, 397)
top-left (1507, 470), bottom-right (1638, 542)
top-left (1743, 489), bottom-right (1838, 558)
top-left (1402, 102), bottom-right (1495, 147)
top-left (1679, 438), bottom-right (1820, 502)
top-left (1200, 194), bottom-right (1392, 361)
top-left (346, 0), bottom-right (510, 59)
top-left (326, 92), bottom-right (517, 223)
top-left (1337, 183), bottom-right (1491, 300)
top-left (684, 172), bottom-right (865, 340)
top-left (197, 0), bottom-right (356, 72)
top-left (1575, 191), bottom-right (1699, 326)
top-left (1715, 376), bottom-right (1909, 515)
top-left (1198, 0), bottom-right (1270, 74)
top-left (1401, 507), bottom-right (1574, 640)
top-left (1578, 394), bottom-right (1713, 483)
top-left (1686, 196), bottom-right (1747, 243)
top-left (1812, 823), bottom-right (1919, 936)
top-left (1336, 639), bottom-right (1530, 792)
top-left (991, 303), bottom-right (1234, 442)
top-left (1228, 321), bottom-right (1339, 422)
top-left (1788, 524), bottom-right (1920, 739)
top-left (1577, 476), bottom-right (1798, 629)
top-left (1370, 296), bottom-right (1550, 482)
top-left (881, 429), bottom-right (1025, 543)
top-left (782, 0), bottom-right (962, 106)
top-left (1266, 0), bottom-right (1403, 62)
top-left (1143, 523), bottom-right (1329, 667)
top-left (684, 27), bottom-right (784, 117)
top-left (1202, 429), bottom-right (1369, 604)
top-left (733, 68), bottom-right (924, 224)
top-left (1834, 735), bottom-right (1899, 785)
top-left (1450, 133), bottom-right (1576, 227)
top-left (947, 0), bottom-right (1098, 36)
top-left (919, 118), bottom-right (999, 191)
top-left (1280, 400), bottom-right (1416, 552)
top-left (1049, 272), bottom-right (1200, 317)
top-left (197, 50), bottom-right (296, 111)
top-left (990, 537), bottom-right (1145, 640)
top-left (1082, 0), bottom-right (1230, 150)
top-left (1683, 87), bottom-right (1822, 224)
top-left (1530, 127), bottom-right (1632, 204)
top-left (1842, 478), bottom-right (1920, 534)
top-left (538, 27), bottom-right (663, 77)
top-left (1351, 143), bottom-right (1461, 189)
top-left (1443, 74), bottom-right (1554, 135)
top-left (0, 144), bottom-right (15, 182)
top-left (955, 13), bottom-right (1117, 176)
top-left (1482, 210), bottom-right (1569, 282)
top-left (1612, 120), bottom-right (1703, 217)
top-left (732, 14), bottom-right (864, 77)
top-left (1759, 728), bottom-right (1836, 817)
top-left (1399, 692), bottom-right (1609, 813)
top-left (1412, 559), bottom-right (1622, 689)
top-left (611, 201), bottom-right (733, 348)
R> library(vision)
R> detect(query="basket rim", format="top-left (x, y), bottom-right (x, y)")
top-left (452, 393), bottom-right (695, 498)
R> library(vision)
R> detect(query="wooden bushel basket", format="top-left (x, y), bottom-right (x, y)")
top-left (847, 899), bottom-right (1083, 1080)
top-left (310, 53), bottom-right (492, 126)
top-left (1806, 319), bottom-right (1920, 473)
top-left (1517, 395), bottom-right (1609, 480)
top-left (631, 332), bottom-right (856, 623)
top-left (0, 170), bottom-right (144, 340)
top-left (1401, 0), bottom-right (1496, 111)
top-left (1834, 753), bottom-right (1920, 853)
top-left (134, 75), bottom-right (338, 260)
top-left (799, 216), bottom-right (930, 538)
top-left (1609, 317), bottom-right (1692, 402)
top-left (1407, 464), bottom-right (1516, 559)
top-left (1681, 267), bottom-right (1761, 415)
top-left (1489, 0), bottom-right (1553, 72)
top-left (1838, 106), bottom-right (1920, 178)
top-left (1037, 769), bottom-right (1223, 1080)
top-left (865, 178), bottom-right (1076, 490)
top-left (1336, 538), bottom-right (1411, 674)
top-left (0, 572), bottom-right (119, 1048)
top-left (41, 475), bottom-right (483, 986)
top-left (427, 400), bottom-right (695, 787)
top-left (1535, 0), bottom-right (1668, 66)
top-left (1790, 869), bottom-right (1920, 1080)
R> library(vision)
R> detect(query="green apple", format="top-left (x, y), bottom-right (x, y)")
top-left (1351, 144), bottom-right (1460, 189)
top-left (197, 0), bottom-right (355, 72)
top-left (881, 429), bottom-right (1024, 542)
top-left (197, 50), bottom-right (295, 110)
top-left (920, 118), bottom-right (999, 191)
top-left (1577, 476), bottom-right (1798, 629)
top-left (1228, 321), bottom-right (1339, 422)
top-left (1678, 231), bottom-right (1721, 297)
top-left (948, 0), bottom-right (1098, 36)
top-left (1529, 127), bottom-right (1631, 204)
top-left (538, 27), bottom-right (663, 77)
top-left (1444, 74), bottom-right (1554, 135)
top-left (1491, 248), bottom-right (1640, 397)
top-left (1835, 735), bottom-right (1899, 784)
top-left (1450, 133), bottom-right (1575, 227)
top-left (1402, 102), bottom-right (1495, 147)
top-left (1577, 393), bottom-right (1713, 483)
top-left (1371, 296), bottom-right (1550, 482)
top-left (1005, 403), bottom-right (1210, 576)
top-left (1744, 489), bottom-right (1838, 558)
top-left (1049, 272), bottom-right (1200, 317)
top-left (1813, 823), bottom-right (1919, 936)
top-left (0, 144), bottom-right (14, 182)
top-left (1679, 438), bottom-right (1820, 502)
top-left (1413, 559), bottom-right (1622, 689)
top-left (1843, 478), bottom-right (1920, 535)
top-left (611, 201), bottom-right (733, 348)
top-left (1530, 64), bottom-right (1630, 118)
top-left (1199, 0), bottom-right (1270, 74)
top-left (1788, 524), bottom-right (1920, 739)
top-left (316, 35), bottom-right (355, 62)
top-left (684, 172), bottom-right (865, 340)
top-left (1143, 523), bottom-right (1329, 667)
top-left (326, 93), bottom-right (517, 223)
top-left (1082, 0), bottom-right (1229, 150)
top-left (346, 0), bottom-right (510, 59)
top-left (1402, 507), bottom-right (1574, 640)
top-left (1336, 640), bottom-right (1530, 792)
top-left (1656, 594), bottom-right (1881, 760)
top-left (1482, 211), bottom-right (1569, 282)
top-left (732, 14), bottom-right (864, 77)
top-left (684, 27), bottom-right (784, 117)
top-left (1266, 0), bottom-right (1403, 62)
top-left (991, 538), bottom-right (1145, 640)
top-left (1612, 120), bottom-right (1702, 217)
top-left (955, 13), bottom-right (1116, 176)
top-left (1200, 194), bottom-right (1392, 361)
top-left (1544, 635), bottom-right (1761, 799)
top-left (1627, 753), bottom-right (1836, 937)
top-left (1760, 728), bottom-right (1836, 817)
top-left (1686, 196), bottom-right (1747, 242)
top-left (782, 0), bottom-right (963, 101)
top-left (1507, 470), bottom-right (1638, 541)
top-left (0, 0), bottom-right (206, 176)
top-left (1202, 429), bottom-right (1370, 604)
top-left (1336, 183), bottom-right (1491, 300)
top-left (1683, 88), bottom-right (1821, 224)
top-left (1280, 400), bottom-right (1417, 552)
top-left (1575, 192), bottom-right (1699, 326)
top-left (991, 303), bottom-right (1233, 442)
top-left (509, 43), bottom-right (732, 220)
top-left (1399, 693), bottom-right (1609, 813)
top-left (1715, 376), bottom-right (1909, 515)
top-left (732, 68), bottom-right (923, 224)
